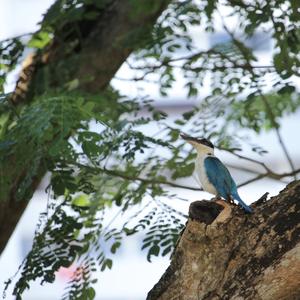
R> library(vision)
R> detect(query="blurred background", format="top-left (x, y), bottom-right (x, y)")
top-left (0, 1), bottom-right (299, 299)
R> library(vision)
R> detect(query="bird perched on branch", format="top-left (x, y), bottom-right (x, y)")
top-left (181, 134), bottom-right (252, 213)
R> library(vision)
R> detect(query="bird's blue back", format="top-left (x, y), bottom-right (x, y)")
top-left (204, 156), bottom-right (252, 213)
top-left (204, 156), bottom-right (237, 200)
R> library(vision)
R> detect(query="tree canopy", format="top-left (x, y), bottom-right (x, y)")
top-left (0, 0), bottom-right (299, 299)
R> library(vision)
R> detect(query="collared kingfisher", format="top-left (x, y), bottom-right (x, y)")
top-left (181, 134), bottom-right (253, 214)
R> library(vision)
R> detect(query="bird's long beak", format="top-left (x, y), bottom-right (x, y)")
top-left (180, 133), bottom-right (192, 141)
top-left (180, 133), bottom-right (198, 144)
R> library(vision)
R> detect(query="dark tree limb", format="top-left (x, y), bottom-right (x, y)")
top-left (147, 180), bottom-right (300, 300)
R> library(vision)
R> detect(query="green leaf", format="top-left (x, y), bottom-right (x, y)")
top-left (101, 259), bottom-right (113, 271)
top-left (28, 31), bottom-right (51, 49)
top-left (162, 245), bottom-right (172, 256)
top-left (278, 85), bottom-right (295, 95)
top-left (72, 194), bottom-right (91, 208)
top-left (147, 245), bottom-right (160, 262)
top-left (87, 287), bottom-right (96, 299)
top-left (110, 242), bottom-right (121, 254)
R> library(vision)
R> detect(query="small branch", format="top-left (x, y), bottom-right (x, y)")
top-left (76, 163), bottom-right (202, 192)
top-left (227, 163), bottom-right (288, 184)
top-left (75, 163), bottom-right (300, 193)
top-left (226, 163), bottom-right (264, 175)
top-left (238, 167), bottom-right (300, 187)
top-left (0, 32), bottom-right (33, 43)
top-left (103, 168), bottom-right (202, 191)
top-left (220, 147), bottom-right (270, 172)
top-left (259, 93), bottom-right (297, 179)
top-left (275, 167), bottom-right (300, 179)
top-left (128, 50), bottom-right (274, 70)
top-left (238, 174), bottom-right (266, 187)
top-left (273, 125), bottom-right (296, 180)
top-left (124, 49), bottom-right (274, 81)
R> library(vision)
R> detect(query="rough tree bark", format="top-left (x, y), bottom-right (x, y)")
top-left (0, 0), bottom-right (171, 255)
top-left (147, 180), bottom-right (300, 300)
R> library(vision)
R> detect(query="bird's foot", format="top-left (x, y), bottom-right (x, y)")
top-left (228, 196), bottom-right (236, 205)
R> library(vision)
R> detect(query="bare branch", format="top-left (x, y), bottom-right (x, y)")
top-left (76, 163), bottom-right (202, 192)
top-left (76, 163), bottom-right (300, 193)
top-left (259, 93), bottom-right (297, 179)
top-left (238, 174), bottom-right (267, 187)
top-left (238, 168), bottom-right (300, 187)
top-left (123, 49), bottom-right (274, 82)
top-left (220, 147), bottom-right (271, 172)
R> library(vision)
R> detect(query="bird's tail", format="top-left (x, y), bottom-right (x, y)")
top-left (232, 192), bottom-right (253, 214)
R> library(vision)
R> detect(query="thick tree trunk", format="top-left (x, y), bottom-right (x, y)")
top-left (147, 180), bottom-right (300, 300)
top-left (0, 0), bottom-right (170, 255)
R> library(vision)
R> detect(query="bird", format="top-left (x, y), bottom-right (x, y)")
top-left (181, 133), bottom-right (253, 213)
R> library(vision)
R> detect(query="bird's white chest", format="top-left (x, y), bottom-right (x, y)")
top-left (195, 155), bottom-right (218, 195)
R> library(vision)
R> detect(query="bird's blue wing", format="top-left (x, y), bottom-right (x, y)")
top-left (204, 156), bottom-right (236, 200)
top-left (204, 156), bottom-right (253, 213)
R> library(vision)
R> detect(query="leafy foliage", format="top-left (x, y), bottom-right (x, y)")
top-left (0, 0), bottom-right (299, 299)
top-left (228, 92), bottom-right (300, 132)
top-left (141, 203), bottom-right (185, 261)
top-left (0, 37), bottom-right (24, 93)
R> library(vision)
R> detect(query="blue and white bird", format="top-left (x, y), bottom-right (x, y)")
top-left (181, 134), bottom-right (252, 213)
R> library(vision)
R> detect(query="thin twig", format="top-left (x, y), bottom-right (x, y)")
top-left (220, 147), bottom-right (270, 172)
top-left (238, 174), bottom-right (267, 187)
top-left (238, 167), bottom-right (300, 188)
top-left (259, 93), bottom-right (297, 179)
top-left (0, 32), bottom-right (33, 43)
top-left (76, 163), bottom-right (202, 191)
top-left (76, 163), bottom-right (300, 193)
top-left (227, 163), bottom-right (264, 175)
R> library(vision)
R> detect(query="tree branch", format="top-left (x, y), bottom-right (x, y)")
top-left (220, 147), bottom-right (271, 172)
top-left (259, 93), bottom-right (297, 180)
top-left (76, 163), bottom-right (203, 192)
top-left (123, 53), bottom-right (274, 82)
top-left (76, 163), bottom-right (300, 192)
